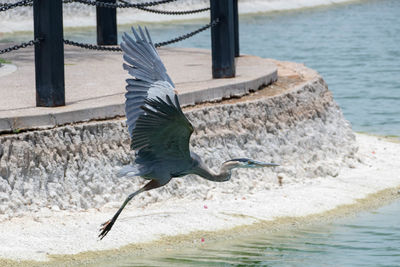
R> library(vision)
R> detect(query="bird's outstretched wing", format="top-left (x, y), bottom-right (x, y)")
top-left (121, 27), bottom-right (194, 166)
top-left (132, 95), bottom-right (194, 163)
top-left (121, 26), bottom-right (174, 136)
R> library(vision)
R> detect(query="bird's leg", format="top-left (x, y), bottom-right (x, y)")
top-left (98, 188), bottom-right (145, 240)
top-left (98, 179), bottom-right (163, 240)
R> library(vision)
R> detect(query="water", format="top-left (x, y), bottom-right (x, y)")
top-left (100, 199), bottom-right (400, 266)
top-left (0, 0), bottom-right (358, 33)
top-left (234, 0), bottom-right (400, 137)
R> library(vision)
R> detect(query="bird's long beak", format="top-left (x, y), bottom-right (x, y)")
top-left (253, 161), bottom-right (280, 167)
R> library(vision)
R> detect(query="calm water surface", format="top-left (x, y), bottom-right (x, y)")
top-left (100, 199), bottom-right (400, 266)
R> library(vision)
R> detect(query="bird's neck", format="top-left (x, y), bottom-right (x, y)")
top-left (192, 162), bottom-right (232, 182)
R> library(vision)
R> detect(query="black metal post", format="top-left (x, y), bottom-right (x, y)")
top-left (96, 0), bottom-right (118, 45)
top-left (210, 0), bottom-right (236, 78)
top-left (33, 0), bottom-right (65, 107)
top-left (233, 0), bottom-right (239, 57)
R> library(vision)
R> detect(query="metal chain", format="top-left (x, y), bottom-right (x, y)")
top-left (0, 0), bottom-right (33, 12)
top-left (19, 0), bottom-right (77, 5)
top-left (137, 6), bottom-right (209, 15)
top-left (0, 39), bottom-right (39, 55)
top-left (69, 0), bottom-right (177, 8)
top-left (63, 19), bottom-right (219, 51)
top-left (0, 0), bottom-right (207, 13)
top-left (154, 18), bottom-right (219, 47)
top-left (63, 39), bottom-right (122, 51)
top-left (119, 0), bottom-right (209, 15)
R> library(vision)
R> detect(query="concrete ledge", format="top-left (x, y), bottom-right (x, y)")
top-left (0, 47), bottom-right (277, 133)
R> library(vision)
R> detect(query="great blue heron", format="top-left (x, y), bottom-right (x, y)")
top-left (98, 27), bottom-right (279, 240)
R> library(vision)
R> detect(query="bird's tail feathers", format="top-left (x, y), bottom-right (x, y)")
top-left (117, 165), bottom-right (141, 178)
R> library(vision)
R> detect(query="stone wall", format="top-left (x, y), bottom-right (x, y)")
top-left (0, 63), bottom-right (357, 220)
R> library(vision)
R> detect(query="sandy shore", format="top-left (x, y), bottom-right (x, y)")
top-left (0, 133), bottom-right (399, 266)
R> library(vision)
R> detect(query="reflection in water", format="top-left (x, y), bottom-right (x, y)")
top-left (120, 200), bottom-right (400, 266)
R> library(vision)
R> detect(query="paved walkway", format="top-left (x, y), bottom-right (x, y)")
top-left (0, 46), bottom-right (277, 133)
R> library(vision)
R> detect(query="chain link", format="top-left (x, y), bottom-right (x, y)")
top-left (63, 19), bottom-right (219, 51)
top-left (0, 0), bottom-right (33, 12)
top-left (1, 0), bottom-right (74, 9)
top-left (119, 0), bottom-right (209, 15)
top-left (154, 18), bottom-right (219, 47)
top-left (0, 0), bottom-right (208, 14)
top-left (63, 39), bottom-right (122, 51)
top-left (69, 0), bottom-right (176, 8)
top-left (137, 6), bottom-right (209, 15)
top-left (0, 39), bottom-right (39, 55)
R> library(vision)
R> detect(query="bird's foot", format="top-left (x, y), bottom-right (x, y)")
top-left (98, 219), bottom-right (114, 240)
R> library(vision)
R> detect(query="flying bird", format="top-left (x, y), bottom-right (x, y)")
top-left (99, 27), bottom-right (279, 240)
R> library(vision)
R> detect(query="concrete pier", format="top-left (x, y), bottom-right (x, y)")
top-left (0, 46), bottom-right (277, 133)
top-left (0, 58), bottom-right (358, 219)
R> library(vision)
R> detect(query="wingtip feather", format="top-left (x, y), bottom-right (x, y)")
top-left (138, 26), bottom-right (147, 42)
top-left (131, 27), bottom-right (141, 42)
top-left (145, 27), bottom-right (153, 44)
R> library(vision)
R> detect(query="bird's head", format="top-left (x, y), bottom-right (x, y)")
top-left (223, 158), bottom-right (279, 170)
